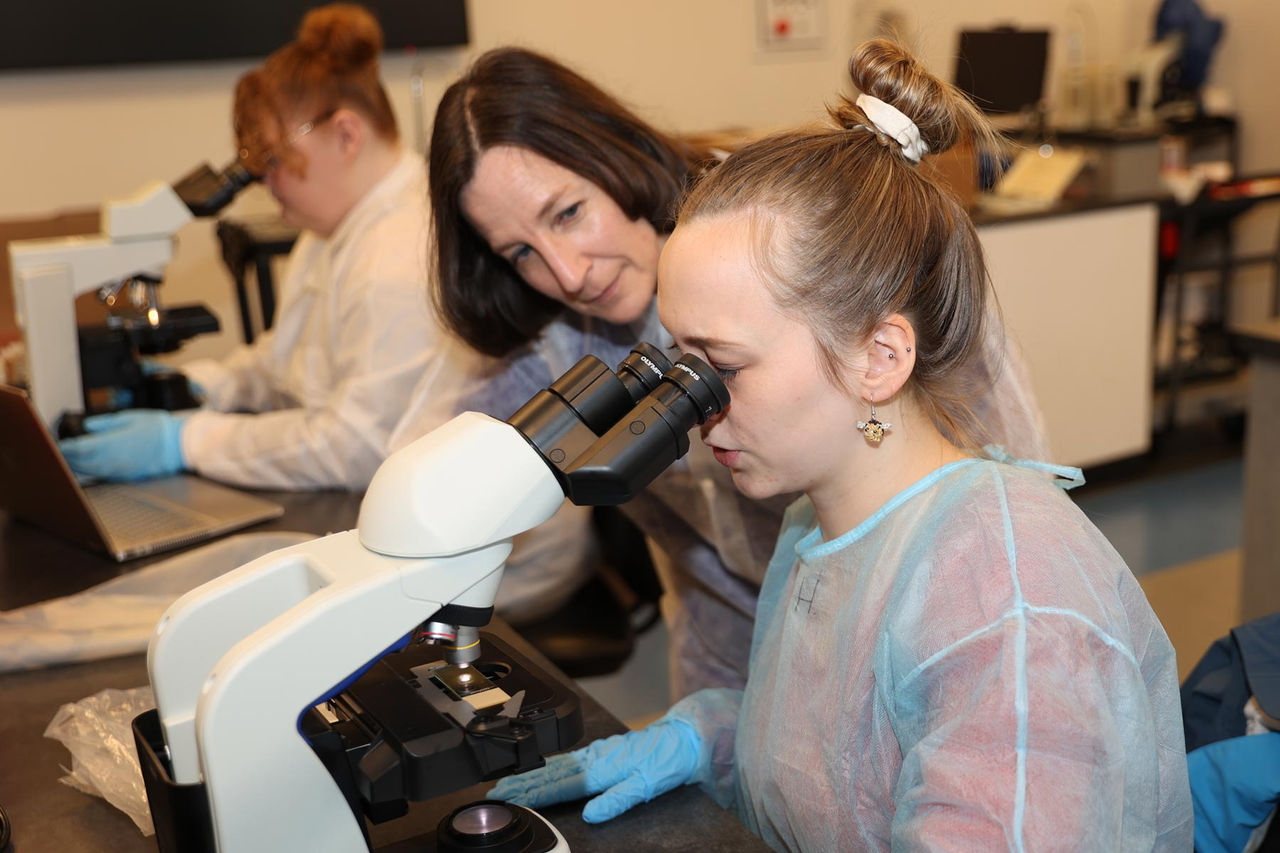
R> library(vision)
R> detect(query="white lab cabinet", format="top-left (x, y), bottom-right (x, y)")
top-left (980, 203), bottom-right (1159, 468)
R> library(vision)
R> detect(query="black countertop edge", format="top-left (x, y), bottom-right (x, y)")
top-left (1231, 321), bottom-right (1280, 360)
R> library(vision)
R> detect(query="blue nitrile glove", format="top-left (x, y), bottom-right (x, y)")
top-left (58, 409), bottom-right (188, 482)
top-left (1188, 732), bottom-right (1280, 853)
top-left (138, 357), bottom-right (168, 377)
top-left (488, 707), bottom-right (707, 823)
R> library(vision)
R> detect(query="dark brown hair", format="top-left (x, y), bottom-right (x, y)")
top-left (234, 4), bottom-right (397, 177)
top-left (678, 39), bottom-right (1004, 449)
top-left (429, 47), bottom-right (711, 358)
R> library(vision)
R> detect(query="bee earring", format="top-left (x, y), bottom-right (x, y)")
top-left (857, 398), bottom-right (891, 443)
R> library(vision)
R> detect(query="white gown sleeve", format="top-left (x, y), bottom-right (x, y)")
top-left (180, 269), bottom-right (438, 490)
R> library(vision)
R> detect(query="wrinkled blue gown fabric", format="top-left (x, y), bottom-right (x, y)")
top-left (701, 458), bottom-right (1191, 850)
top-left (1180, 613), bottom-right (1280, 851)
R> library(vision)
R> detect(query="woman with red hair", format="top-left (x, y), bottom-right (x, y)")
top-left (63, 4), bottom-right (442, 491)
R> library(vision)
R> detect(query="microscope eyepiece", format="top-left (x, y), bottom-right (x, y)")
top-left (558, 351), bottom-right (728, 505)
top-left (614, 342), bottom-right (673, 402)
top-left (663, 354), bottom-right (731, 422)
top-left (220, 159), bottom-right (259, 193)
top-left (510, 346), bottom-right (730, 506)
top-left (507, 342), bottom-right (677, 461)
top-left (172, 158), bottom-right (260, 218)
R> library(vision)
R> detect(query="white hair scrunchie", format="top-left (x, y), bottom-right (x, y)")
top-left (855, 93), bottom-right (929, 163)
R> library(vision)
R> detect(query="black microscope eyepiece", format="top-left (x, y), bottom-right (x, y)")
top-left (614, 342), bottom-right (673, 402)
top-left (507, 343), bottom-right (676, 454)
top-left (172, 158), bottom-right (260, 218)
top-left (662, 354), bottom-right (731, 424)
top-left (509, 345), bottom-right (730, 506)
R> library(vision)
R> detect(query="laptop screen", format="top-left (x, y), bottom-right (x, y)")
top-left (0, 384), bottom-right (109, 551)
top-left (953, 29), bottom-right (1050, 115)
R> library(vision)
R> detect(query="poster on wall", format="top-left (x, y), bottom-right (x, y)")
top-left (0, 0), bottom-right (468, 71)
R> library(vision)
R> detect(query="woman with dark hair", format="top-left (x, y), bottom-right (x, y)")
top-left (428, 48), bottom-right (706, 357)
top-left (401, 46), bottom-right (1051, 699)
top-left (491, 40), bottom-right (1191, 851)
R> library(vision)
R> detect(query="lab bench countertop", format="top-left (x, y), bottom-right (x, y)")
top-left (1231, 318), bottom-right (1280, 359)
top-left (0, 487), bottom-right (769, 853)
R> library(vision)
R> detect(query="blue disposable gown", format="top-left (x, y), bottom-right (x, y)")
top-left (682, 457), bottom-right (1192, 851)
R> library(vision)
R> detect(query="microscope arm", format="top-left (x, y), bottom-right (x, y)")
top-left (9, 160), bottom-right (255, 426)
top-left (9, 179), bottom-right (195, 312)
top-left (148, 413), bottom-right (565, 851)
top-left (11, 236), bottom-right (181, 426)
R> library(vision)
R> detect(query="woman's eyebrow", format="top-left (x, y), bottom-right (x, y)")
top-left (534, 187), bottom-right (568, 222)
top-left (682, 334), bottom-right (741, 351)
top-left (492, 184), bottom-right (573, 255)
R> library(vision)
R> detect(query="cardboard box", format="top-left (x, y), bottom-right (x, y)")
top-left (0, 210), bottom-right (100, 345)
top-left (924, 143), bottom-right (979, 209)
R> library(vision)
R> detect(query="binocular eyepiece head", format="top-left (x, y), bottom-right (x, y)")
top-left (172, 158), bottom-right (260, 218)
top-left (613, 341), bottom-right (729, 423)
top-left (507, 343), bottom-right (729, 506)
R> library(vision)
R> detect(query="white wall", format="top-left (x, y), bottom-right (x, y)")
top-left (2, 0), bottom-right (1272, 362)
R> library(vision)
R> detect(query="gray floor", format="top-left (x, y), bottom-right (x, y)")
top-left (577, 614), bottom-right (671, 727)
top-left (1072, 457), bottom-right (1244, 577)
top-left (579, 454), bottom-right (1246, 726)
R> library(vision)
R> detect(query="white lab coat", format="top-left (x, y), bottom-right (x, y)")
top-left (181, 150), bottom-right (439, 490)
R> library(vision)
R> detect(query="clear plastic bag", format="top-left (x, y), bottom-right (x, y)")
top-left (26, 533), bottom-right (319, 835)
top-left (43, 685), bottom-right (157, 835)
top-left (0, 531), bottom-right (314, 672)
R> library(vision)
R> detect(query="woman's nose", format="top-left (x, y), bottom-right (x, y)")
top-left (700, 407), bottom-right (727, 438)
top-left (543, 240), bottom-right (590, 296)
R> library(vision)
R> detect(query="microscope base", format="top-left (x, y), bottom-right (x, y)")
top-left (134, 631), bottom-right (582, 852)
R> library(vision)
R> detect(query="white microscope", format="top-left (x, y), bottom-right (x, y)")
top-left (1124, 33), bottom-right (1185, 128)
top-left (132, 343), bottom-right (729, 853)
top-left (7, 161), bottom-right (255, 428)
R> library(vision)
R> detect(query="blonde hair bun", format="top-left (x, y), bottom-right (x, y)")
top-left (836, 38), bottom-right (997, 162)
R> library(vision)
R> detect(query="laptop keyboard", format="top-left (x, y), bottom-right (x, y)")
top-left (87, 485), bottom-right (207, 540)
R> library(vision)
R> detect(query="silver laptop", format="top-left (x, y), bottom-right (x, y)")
top-left (0, 385), bottom-right (283, 560)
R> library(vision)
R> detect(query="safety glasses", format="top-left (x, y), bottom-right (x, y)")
top-left (239, 107), bottom-right (338, 176)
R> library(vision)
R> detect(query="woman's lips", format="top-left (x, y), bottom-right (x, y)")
top-left (711, 447), bottom-right (740, 467)
top-left (581, 273), bottom-right (620, 306)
